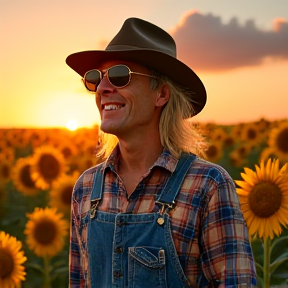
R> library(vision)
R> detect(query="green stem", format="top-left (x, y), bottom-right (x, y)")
top-left (263, 238), bottom-right (271, 288)
top-left (43, 256), bottom-right (51, 288)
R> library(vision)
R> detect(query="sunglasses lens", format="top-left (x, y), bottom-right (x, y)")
top-left (84, 70), bottom-right (101, 91)
top-left (108, 65), bottom-right (130, 87)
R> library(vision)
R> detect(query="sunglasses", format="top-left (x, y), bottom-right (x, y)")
top-left (83, 64), bottom-right (158, 92)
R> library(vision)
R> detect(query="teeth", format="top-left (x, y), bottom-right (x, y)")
top-left (104, 104), bottom-right (123, 111)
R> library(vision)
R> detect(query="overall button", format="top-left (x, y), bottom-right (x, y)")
top-left (113, 271), bottom-right (123, 278)
top-left (116, 220), bottom-right (126, 226)
top-left (114, 246), bottom-right (123, 253)
top-left (157, 217), bottom-right (165, 225)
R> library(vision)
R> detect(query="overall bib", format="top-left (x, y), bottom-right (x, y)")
top-left (87, 153), bottom-right (196, 288)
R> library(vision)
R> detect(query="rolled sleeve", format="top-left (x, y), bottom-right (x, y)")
top-left (200, 176), bottom-right (257, 287)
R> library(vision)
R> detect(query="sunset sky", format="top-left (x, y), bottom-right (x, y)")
top-left (1, 0), bottom-right (287, 128)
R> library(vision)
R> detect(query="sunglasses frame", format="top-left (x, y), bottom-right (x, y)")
top-left (83, 64), bottom-right (159, 92)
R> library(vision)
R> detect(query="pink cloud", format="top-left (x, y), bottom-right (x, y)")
top-left (171, 11), bottom-right (288, 72)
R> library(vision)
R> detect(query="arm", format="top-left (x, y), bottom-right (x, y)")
top-left (69, 198), bottom-right (85, 288)
top-left (200, 176), bottom-right (257, 287)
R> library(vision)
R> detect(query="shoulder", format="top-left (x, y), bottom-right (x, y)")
top-left (73, 162), bottom-right (105, 201)
top-left (189, 156), bottom-right (234, 185)
top-left (180, 156), bottom-right (237, 209)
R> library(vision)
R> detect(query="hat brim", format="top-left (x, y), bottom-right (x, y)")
top-left (66, 49), bottom-right (206, 116)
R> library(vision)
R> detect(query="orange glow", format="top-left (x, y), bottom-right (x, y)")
top-left (0, 4), bottom-right (287, 128)
top-left (66, 119), bottom-right (79, 131)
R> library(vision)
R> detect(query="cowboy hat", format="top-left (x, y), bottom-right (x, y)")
top-left (66, 17), bottom-right (206, 116)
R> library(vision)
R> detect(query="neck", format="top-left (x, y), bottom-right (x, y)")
top-left (117, 135), bottom-right (163, 174)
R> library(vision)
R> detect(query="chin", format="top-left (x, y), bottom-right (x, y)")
top-left (100, 123), bottom-right (118, 135)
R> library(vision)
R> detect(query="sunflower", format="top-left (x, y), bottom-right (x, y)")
top-left (0, 185), bottom-right (6, 203)
top-left (223, 135), bottom-right (235, 148)
top-left (49, 173), bottom-right (78, 214)
top-left (235, 158), bottom-right (288, 240)
top-left (268, 122), bottom-right (288, 162)
top-left (255, 117), bottom-right (271, 133)
top-left (229, 151), bottom-right (244, 167)
top-left (204, 142), bottom-right (223, 163)
top-left (0, 186), bottom-right (7, 220)
top-left (231, 123), bottom-right (245, 139)
top-left (30, 145), bottom-right (67, 190)
top-left (0, 231), bottom-right (27, 288)
top-left (24, 207), bottom-right (69, 257)
top-left (240, 122), bottom-right (263, 146)
top-left (57, 142), bottom-right (78, 160)
top-left (233, 143), bottom-right (252, 160)
top-left (0, 148), bottom-right (15, 162)
top-left (210, 127), bottom-right (228, 142)
top-left (0, 158), bottom-right (12, 184)
top-left (27, 129), bottom-right (47, 148)
top-left (12, 157), bottom-right (40, 196)
top-left (260, 147), bottom-right (278, 163)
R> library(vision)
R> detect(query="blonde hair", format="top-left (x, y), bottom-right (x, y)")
top-left (98, 69), bottom-right (207, 159)
top-left (152, 73), bottom-right (207, 158)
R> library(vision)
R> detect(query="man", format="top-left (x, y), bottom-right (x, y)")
top-left (66, 17), bottom-right (256, 288)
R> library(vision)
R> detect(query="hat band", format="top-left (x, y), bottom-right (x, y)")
top-left (105, 44), bottom-right (176, 57)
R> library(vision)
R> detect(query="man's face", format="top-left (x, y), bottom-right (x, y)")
top-left (95, 60), bottom-right (167, 139)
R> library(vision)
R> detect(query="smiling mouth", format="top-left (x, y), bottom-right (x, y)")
top-left (102, 104), bottom-right (125, 111)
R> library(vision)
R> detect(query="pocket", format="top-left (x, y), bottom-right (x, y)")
top-left (128, 246), bottom-right (168, 288)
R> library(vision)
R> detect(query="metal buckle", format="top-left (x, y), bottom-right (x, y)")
top-left (156, 201), bottom-right (176, 215)
top-left (90, 199), bottom-right (100, 219)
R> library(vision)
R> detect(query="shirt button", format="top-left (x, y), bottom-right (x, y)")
top-left (114, 246), bottom-right (123, 253)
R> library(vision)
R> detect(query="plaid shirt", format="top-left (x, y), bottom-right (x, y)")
top-left (69, 147), bottom-right (257, 288)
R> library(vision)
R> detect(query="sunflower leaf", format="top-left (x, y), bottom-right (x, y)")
top-left (256, 274), bottom-right (263, 288)
top-left (26, 262), bottom-right (44, 274)
top-left (51, 259), bottom-right (67, 267)
top-left (270, 235), bottom-right (288, 254)
top-left (255, 261), bottom-right (263, 273)
top-left (53, 266), bottom-right (69, 274)
top-left (270, 252), bottom-right (288, 274)
top-left (50, 266), bottom-right (69, 281)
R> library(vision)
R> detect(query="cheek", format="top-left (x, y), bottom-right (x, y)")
top-left (95, 93), bottom-right (101, 110)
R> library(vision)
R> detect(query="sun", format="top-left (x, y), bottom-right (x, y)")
top-left (66, 119), bottom-right (79, 131)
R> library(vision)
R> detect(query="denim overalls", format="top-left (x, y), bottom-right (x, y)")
top-left (87, 153), bottom-right (196, 288)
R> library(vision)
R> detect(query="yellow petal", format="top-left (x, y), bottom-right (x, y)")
top-left (241, 172), bottom-right (255, 186)
top-left (236, 188), bottom-right (249, 196)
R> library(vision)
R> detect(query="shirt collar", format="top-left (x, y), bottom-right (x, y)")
top-left (102, 145), bottom-right (178, 174)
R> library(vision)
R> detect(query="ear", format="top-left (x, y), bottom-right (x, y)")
top-left (155, 84), bottom-right (170, 107)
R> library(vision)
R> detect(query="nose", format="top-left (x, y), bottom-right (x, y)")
top-left (96, 76), bottom-right (117, 95)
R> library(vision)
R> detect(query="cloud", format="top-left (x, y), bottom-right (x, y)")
top-left (171, 11), bottom-right (288, 72)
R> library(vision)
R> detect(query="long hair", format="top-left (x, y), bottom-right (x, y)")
top-left (150, 70), bottom-right (207, 158)
top-left (97, 68), bottom-right (207, 159)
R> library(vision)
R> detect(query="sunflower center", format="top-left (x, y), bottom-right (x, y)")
top-left (62, 147), bottom-right (72, 159)
top-left (39, 154), bottom-right (60, 180)
top-left (20, 164), bottom-right (35, 188)
top-left (1, 164), bottom-right (10, 179)
top-left (238, 146), bottom-right (248, 156)
top-left (61, 185), bottom-right (73, 206)
top-left (34, 220), bottom-right (57, 244)
top-left (206, 145), bottom-right (218, 158)
top-left (0, 249), bottom-right (14, 278)
top-left (249, 182), bottom-right (282, 217)
top-left (224, 136), bottom-right (234, 147)
top-left (276, 127), bottom-right (288, 153)
top-left (247, 128), bottom-right (257, 140)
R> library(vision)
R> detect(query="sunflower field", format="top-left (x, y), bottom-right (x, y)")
top-left (0, 118), bottom-right (288, 288)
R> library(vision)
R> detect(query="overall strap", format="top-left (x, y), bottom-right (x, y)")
top-left (90, 166), bottom-right (105, 219)
top-left (156, 152), bottom-right (196, 207)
